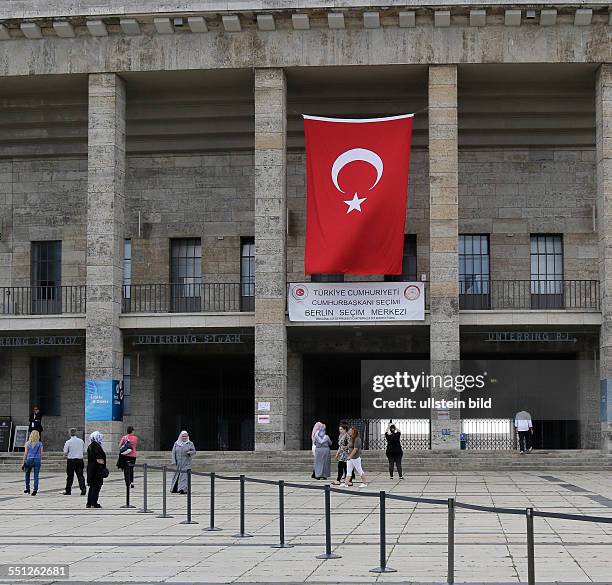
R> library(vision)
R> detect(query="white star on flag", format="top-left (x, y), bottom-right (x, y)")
top-left (344, 193), bottom-right (367, 214)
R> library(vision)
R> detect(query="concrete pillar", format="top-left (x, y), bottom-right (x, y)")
top-left (596, 64), bottom-right (612, 454)
top-left (428, 65), bottom-right (461, 450)
top-left (286, 352), bottom-right (303, 450)
top-left (254, 68), bottom-right (288, 451)
top-left (85, 73), bottom-right (126, 452)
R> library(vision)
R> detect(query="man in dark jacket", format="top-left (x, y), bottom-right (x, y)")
top-left (28, 406), bottom-right (43, 438)
top-left (385, 422), bottom-right (404, 480)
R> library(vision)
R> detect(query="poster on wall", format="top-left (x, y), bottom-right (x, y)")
top-left (288, 281), bottom-right (425, 322)
top-left (0, 417), bottom-right (12, 452)
top-left (85, 379), bottom-right (124, 422)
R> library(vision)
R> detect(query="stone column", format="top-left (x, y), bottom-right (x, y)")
top-left (596, 65), bottom-right (612, 454)
top-left (428, 65), bottom-right (461, 450)
top-left (254, 68), bottom-right (288, 451)
top-left (85, 73), bottom-right (126, 452)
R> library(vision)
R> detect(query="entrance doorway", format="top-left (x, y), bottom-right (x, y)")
top-left (160, 355), bottom-right (254, 451)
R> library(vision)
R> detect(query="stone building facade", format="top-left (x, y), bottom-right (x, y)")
top-left (0, 1), bottom-right (610, 453)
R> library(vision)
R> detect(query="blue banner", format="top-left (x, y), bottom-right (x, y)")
top-left (85, 379), bottom-right (123, 422)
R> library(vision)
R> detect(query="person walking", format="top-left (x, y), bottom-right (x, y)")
top-left (28, 406), bottom-right (43, 439)
top-left (333, 422), bottom-right (351, 485)
top-left (514, 410), bottom-right (534, 454)
top-left (311, 423), bottom-right (332, 480)
top-left (117, 425), bottom-right (138, 489)
top-left (63, 428), bottom-right (86, 496)
top-left (385, 422), bottom-right (404, 480)
top-left (86, 431), bottom-right (107, 508)
top-left (22, 430), bottom-right (42, 496)
top-left (170, 431), bottom-right (196, 494)
top-left (345, 427), bottom-right (368, 488)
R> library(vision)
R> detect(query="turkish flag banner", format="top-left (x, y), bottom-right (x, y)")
top-left (304, 114), bottom-right (413, 275)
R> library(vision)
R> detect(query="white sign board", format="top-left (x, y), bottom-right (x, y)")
top-left (12, 425), bottom-right (29, 452)
top-left (257, 402), bottom-right (271, 412)
top-left (257, 415), bottom-right (271, 425)
top-left (288, 282), bottom-right (425, 322)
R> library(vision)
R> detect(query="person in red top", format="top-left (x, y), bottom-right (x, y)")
top-left (117, 426), bottom-right (138, 489)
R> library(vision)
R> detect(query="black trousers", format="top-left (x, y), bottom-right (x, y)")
top-left (518, 431), bottom-right (531, 452)
top-left (336, 461), bottom-right (355, 482)
top-left (387, 453), bottom-right (403, 477)
top-left (87, 479), bottom-right (103, 506)
top-left (122, 457), bottom-right (136, 487)
top-left (65, 459), bottom-right (86, 493)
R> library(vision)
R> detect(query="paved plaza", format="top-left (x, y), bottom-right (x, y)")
top-left (0, 468), bottom-right (611, 584)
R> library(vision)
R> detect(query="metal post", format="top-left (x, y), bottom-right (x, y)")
top-left (138, 463), bottom-right (153, 513)
top-left (447, 498), bottom-right (455, 584)
top-left (156, 465), bottom-right (172, 518)
top-left (232, 474), bottom-right (251, 537)
top-left (316, 485), bottom-right (341, 559)
top-left (527, 508), bottom-right (535, 585)
top-left (272, 480), bottom-right (293, 549)
top-left (370, 491), bottom-right (396, 573)
top-left (180, 470), bottom-right (198, 524)
top-left (204, 472), bottom-right (221, 531)
top-left (120, 462), bottom-right (135, 509)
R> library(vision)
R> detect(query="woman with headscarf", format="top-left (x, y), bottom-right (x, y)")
top-left (86, 431), bottom-right (106, 509)
top-left (170, 431), bottom-right (196, 494)
top-left (311, 423), bottom-right (332, 480)
top-left (311, 422), bottom-right (323, 456)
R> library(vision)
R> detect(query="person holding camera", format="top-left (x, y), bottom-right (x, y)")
top-left (385, 421), bottom-right (404, 480)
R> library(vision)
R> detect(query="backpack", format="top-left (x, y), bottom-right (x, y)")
top-left (119, 438), bottom-right (132, 456)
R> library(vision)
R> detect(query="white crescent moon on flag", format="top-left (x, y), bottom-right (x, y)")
top-left (331, 148), bottom-right (384, 194)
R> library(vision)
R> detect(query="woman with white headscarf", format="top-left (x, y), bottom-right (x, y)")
top-left (311, 422), bottom-right (323, 456)
top-left (86, 431), bottom-right (106, 509)
top-left (311, 423), bottom-right (332, 480)
top-left (170, 431), bottom-right (196, 494)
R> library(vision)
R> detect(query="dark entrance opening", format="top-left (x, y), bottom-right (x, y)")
top-left (160, 355), bottom-right (254, 451)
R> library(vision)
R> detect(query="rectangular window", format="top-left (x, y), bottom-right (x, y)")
top-left (30, 356), bottom-right (61, 416)
top-left (530, 234), bottom-right (563, 308)
top-left (311, 274), bottom-right (345, 283)
top-left (123, 239), bottom-right (132, 298)
top-left (240, 237), bottom-right (255, 311)
top-left (31, 241), bottom-right (62, 314)
top-left (385, 235), bottom-right (417, 282)
top-left (123, 355), bottom-right (131, 416)
top-left (170, 238), bottom-right (202, 312)
top-left (459, 234), bottom-right (490, 309)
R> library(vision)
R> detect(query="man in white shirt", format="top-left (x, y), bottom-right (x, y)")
top-left (63, 428), bottom-right (86, 495)
top-left (514, 410), bottom-right (533, 454)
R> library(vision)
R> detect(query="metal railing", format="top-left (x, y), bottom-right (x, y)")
top-left (125, 463), bottom-right (612, 585)
top-left (122, 283), bottom-right (252, 313)
top-left (459, 279), bottom-right (599, 310)
top-left (345, 418), bottom-right (431, 450)
top-left (0, 286), bottom-right (86, 315)
top-left (461, 418), bottom-right (517, 450)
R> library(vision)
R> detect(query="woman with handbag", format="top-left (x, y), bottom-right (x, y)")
top-left (86, 431), bottom-right (107, 509)
top-left (22, 430), bottom-right (43, 495)
top-left (117, 426), bottom-right (138, 489)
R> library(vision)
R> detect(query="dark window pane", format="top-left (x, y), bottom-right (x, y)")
top-left (30, 356), bottom-right (61, 416)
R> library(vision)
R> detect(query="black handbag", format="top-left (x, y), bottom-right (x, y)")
top-left (101, 466), bottom-right (110, 479)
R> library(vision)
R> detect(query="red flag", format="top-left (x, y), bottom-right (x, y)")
top-left (303, 114), bottom-right (413, 275)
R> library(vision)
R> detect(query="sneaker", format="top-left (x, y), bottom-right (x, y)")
top-left (31, 490), bottom-right (37, 496)
top-left (358, 483), bottom-right (368, 488)
top-left (389, 476), bottom-right (393, 480)
top-left (23, 489), bottom-right (30, 494)
top-left (399, 476), bottom-right (404, 480)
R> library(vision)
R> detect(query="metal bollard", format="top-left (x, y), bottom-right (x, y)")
top-left (204, 472), bottom-right (221, 531)
top-left (526, 507), bottom-right (535, 585)
top-left (120, 462), bottom-right (135, 509)
top-left (180, 470), bottom-right (198, 524)
top-left (271, 480), bottom-right (293, 549)
top-left (138, 463), bottom-right (153, 513)
top-left (232, 474), bottom-right (252, 538)
top-left (156, 465), bottom-right (173, 518)
top-left (447, 498), bottom-right (455, 584)
top-left (316, 485), bottom-right (341, 559)
top-left (370, 491), bottom-right (397, 573)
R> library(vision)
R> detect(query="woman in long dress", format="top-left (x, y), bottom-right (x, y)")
top-left (170, 431), bottom-right (196, 494)
top-left (311, 424), bottom-right (332, 480)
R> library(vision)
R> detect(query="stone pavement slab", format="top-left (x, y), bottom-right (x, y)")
top-left (0, 469), bottom-right (611, 583)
